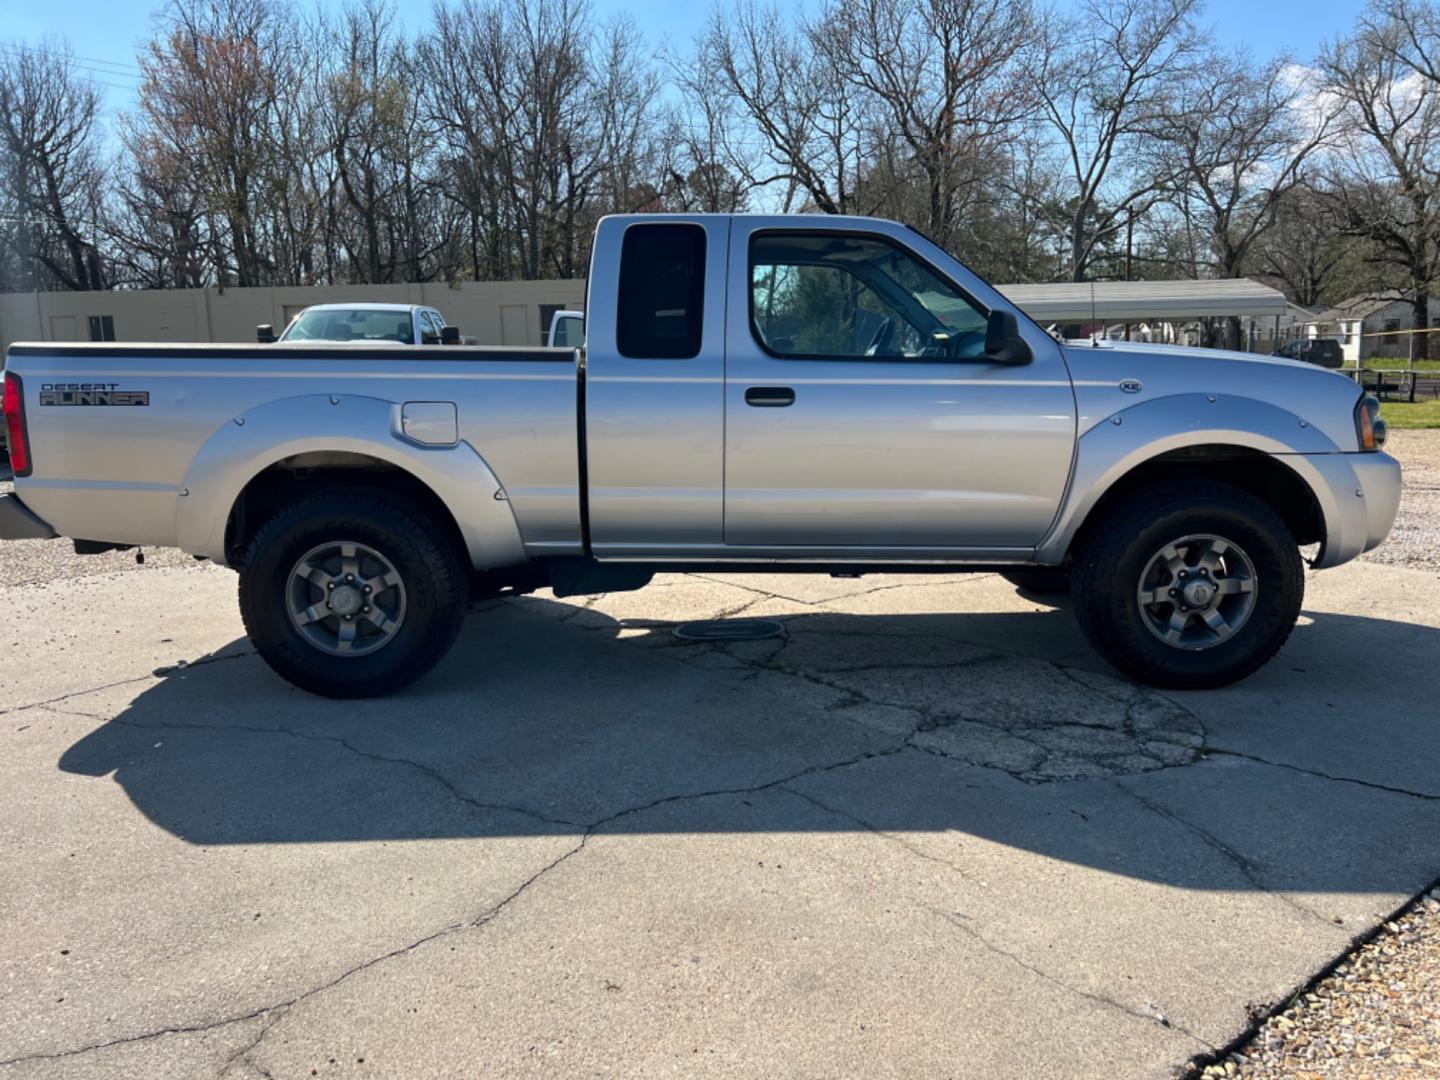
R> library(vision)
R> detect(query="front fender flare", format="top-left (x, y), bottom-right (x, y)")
top-left (174, 393), bottom-right (528, 570)
top-left (1035, 393), bottom-right (1359, 566)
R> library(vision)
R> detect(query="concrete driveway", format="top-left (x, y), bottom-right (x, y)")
top-left (2, 559), bottom-right (1439, 1079)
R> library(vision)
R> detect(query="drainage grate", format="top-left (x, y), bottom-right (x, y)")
top-left (672, 618), bottom-right (786, 642)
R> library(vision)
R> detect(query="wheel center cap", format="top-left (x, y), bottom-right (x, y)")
top-left (1183, 579), bottom-right (1215, 608)
top-left (330, 585), bottom-right (362, 615)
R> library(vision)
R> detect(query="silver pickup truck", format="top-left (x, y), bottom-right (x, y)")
top-left (0, 214), bottom-right (1401, 697)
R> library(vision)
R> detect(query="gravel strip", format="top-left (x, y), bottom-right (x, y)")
top-left (0, 478), bottom-right (210, 588)
top-left (1360, 429), bottom-right (1440, 574)
top-left (1200, 889), bottom-right (1440, 1079)
top-left (1200, 430), bottom-right (1440, 1079)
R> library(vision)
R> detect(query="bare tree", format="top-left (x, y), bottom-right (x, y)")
top-left (131, 0), bottom-right (315, 286)
top-left (0, 42), bottom-right (108, 291)
top-left (319, 1), bottom-right (448, 283)
top-left (819, 0), bottom-right (1037, 249)
top-left (1318, 7), bottom-right (1440, 365)
top-left (1152, 52), bottom-right (1333, 345)
top-left (1031, 0), bottom-right (1200, 281)
top-left (696, 2), bottom-right (868, 215)
top-left (1252, 188), bottom-right (1353, 307)
top-left (421, 0), bottom-right (664, 280)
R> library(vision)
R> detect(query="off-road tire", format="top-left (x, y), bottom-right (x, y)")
top-left (239, 488), bottom-right (468, 698)
top-left (1070, 480), bottom-right (1303, 689)
top-left (1000, 567), bottom-right (1071, 596)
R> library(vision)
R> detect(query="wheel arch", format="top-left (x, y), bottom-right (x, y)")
top-left (1036, 394), bottom-right (1345, 566)
top-left (1061, 445), bottom-right (1325, 563)
top-left (174, 393), bottom-right (529, 570)
top-left (223, 451), bottom-right (471, 569)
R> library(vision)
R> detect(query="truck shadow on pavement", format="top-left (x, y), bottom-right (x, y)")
top-left (57, 594), bottom-right (1440, 893)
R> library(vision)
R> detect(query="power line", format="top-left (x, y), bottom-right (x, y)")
top-left (0, 42), bottom-right (141, 76)
top-left (0, 44), bottom-right (143, 85)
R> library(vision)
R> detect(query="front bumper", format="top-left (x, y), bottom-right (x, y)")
top-left (1289, 450), bottom-right (1402, 568)
top-left (0, 492), bottom-right (58, 540)
top-left (1351, 451), bottom-right (1404, 554)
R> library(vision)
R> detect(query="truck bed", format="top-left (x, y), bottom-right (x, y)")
top-left (4, 342), bottom-right (582, 560)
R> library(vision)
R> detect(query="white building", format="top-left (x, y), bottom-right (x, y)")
top-left (1306, 291), bottom-right (1440, 365)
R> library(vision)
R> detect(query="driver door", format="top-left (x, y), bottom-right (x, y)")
top-left (723, 221), bottom-right (1076, 554)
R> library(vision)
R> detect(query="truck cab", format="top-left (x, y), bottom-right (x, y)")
top-left (260, 303), bottom-right (459, 346)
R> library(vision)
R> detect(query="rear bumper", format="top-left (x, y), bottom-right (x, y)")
top-left (0, 492), bottom-right (58, 540)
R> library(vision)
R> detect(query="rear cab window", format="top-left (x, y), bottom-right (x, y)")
top-left (616, 224), bottom-right (706, 359)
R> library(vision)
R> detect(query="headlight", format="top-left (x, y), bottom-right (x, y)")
top-left (1355, 393), bottom-right (1386, 451)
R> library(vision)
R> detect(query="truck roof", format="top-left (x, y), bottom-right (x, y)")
top-left (296, 303), bottom-right (428, 313)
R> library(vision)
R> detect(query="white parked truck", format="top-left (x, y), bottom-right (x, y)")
top-left (546, 309), bottom-right (584, 348)
top-left (0, 213), bottom-right (1401, 697)
top-left (259, 303), bottom-right (463, 347)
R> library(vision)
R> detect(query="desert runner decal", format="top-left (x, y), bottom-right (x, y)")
top-left (39, 383), bottom-right (150, 406)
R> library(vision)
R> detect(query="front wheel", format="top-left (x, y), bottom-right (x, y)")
top-left (238, 488), bottom-right (469, 698)
top-left (1070, 481), bottom-right (1303, 689)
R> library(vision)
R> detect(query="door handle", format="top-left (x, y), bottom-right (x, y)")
top-left (745, 386), bottom-right (795, 407)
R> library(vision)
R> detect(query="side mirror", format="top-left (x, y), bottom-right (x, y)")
top-left (440, 325), bottom-right (460, 346)
top-left (256, 324), bottom-right (276, 344)
top-left (984, 310), bottom-right (1033, 365)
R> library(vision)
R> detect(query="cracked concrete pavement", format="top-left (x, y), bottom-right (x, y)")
top-left (2, 558), bottom-right (1439, 1078)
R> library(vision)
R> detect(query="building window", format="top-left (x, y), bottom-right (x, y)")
top-left (88, 315), bottom-right (116, 342)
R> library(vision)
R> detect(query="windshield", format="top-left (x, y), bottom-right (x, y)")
top-left (282, 309), bottom-right (414, 344)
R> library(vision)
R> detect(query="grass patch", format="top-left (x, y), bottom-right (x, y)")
top-left (1365, 358), bottom-right (1440, 372)
top-left (1378, 399), bottom-right (1440, 428)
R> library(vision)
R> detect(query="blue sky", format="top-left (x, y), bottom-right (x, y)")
top-left (1, 0), bottom-right (1368, 132)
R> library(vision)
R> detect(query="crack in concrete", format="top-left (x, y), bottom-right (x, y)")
top-left (775, 784), bottom-right (1212, 1049)
top-left (780, 783), bottom-right (979, 882)
top-left (927, 902), bottom-right (1217, 1051)
top-left (216, 1007), bottom-right (290, 1079)
top-left (1204, 747), bottom-right (1440, 802)
top-left (13, 577), bottom-right (1423, 1073)
top-left (1111, 780), bottom-right (1341, 930)
top-left (0, 649), bottom-right (257, 719)
top-left (703, 635), bottom-right (1201, 784)
top-left (57, 711), bottom-right (588, 831)
top-left (1, 741), bottom-right (909, 1071)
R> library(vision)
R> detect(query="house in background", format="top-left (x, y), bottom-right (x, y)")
top-left (1306, 291), bottom-right (1440, 365)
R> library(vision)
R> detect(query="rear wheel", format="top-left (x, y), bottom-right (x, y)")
top-left (239, 488), bottom-right (468, 698)
top-left (1070, 480), bottom-right (1303, 689)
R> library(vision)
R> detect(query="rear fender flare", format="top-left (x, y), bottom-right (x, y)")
top-left (1036, 393), bottom-right (1354, 565)
top-left (175, 393), bottom-right (527, 569)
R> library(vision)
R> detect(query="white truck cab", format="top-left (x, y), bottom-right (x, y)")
top-left (260, 304), bottom-right (460, 347)
top-left (547, 310), bottom-right (585, 349)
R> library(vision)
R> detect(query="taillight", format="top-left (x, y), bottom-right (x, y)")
top-left (1355, 393), bottom-right (1386, 451)
top-left (2, 371), bottom-right (30, 477)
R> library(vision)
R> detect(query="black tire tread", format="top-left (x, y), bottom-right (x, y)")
top-left (1070, 479), bottom-right (1303, 689)
top-left (238, 487), bottom-right (467, 698)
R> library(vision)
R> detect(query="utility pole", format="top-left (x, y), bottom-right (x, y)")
top-left (1123, 209), bottom-right (1134, 341)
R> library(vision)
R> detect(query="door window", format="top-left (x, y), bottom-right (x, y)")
top-left (616, 224), bottom-right (706, 359)
top-left (750, 233), bottom-right (987, 360)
